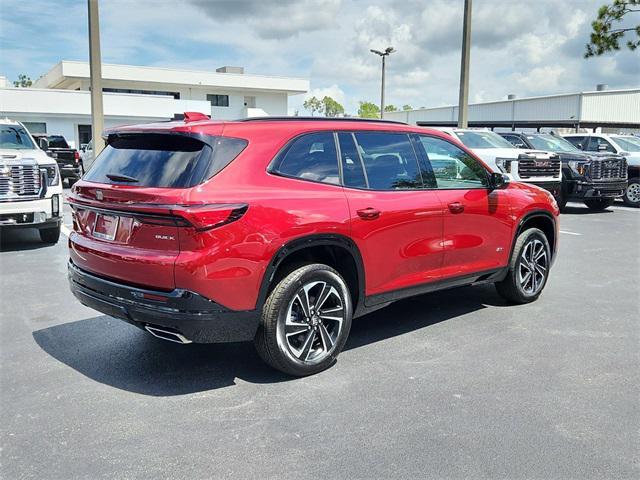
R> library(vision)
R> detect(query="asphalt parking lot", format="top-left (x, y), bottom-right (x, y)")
top-left (1, 194), bottom-right (638, 480)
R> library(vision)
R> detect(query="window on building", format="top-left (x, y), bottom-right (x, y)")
top-left (272, 132), bottom-right (340, 185)
top-left (22, 122), bottom-right (47, 134)
top-left (207, 94), bottom-right (230, 107)
top-left (102, 88), bottom-right (180, 99)
top-left (353, 132), bottom-right (423, 190)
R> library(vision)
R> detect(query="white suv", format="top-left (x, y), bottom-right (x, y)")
top-left (0, 119), bottom-right (64, 243)
top-left (435, 128), bottom-right (562, 198)
top-left (563, 133), bottom-right (640, 207)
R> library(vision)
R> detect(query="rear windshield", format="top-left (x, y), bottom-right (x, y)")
top-left (83, 134), bottom-right (247, 188)
top-left (47, 135), bottom-right (69, 149)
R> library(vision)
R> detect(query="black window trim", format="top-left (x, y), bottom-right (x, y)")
top-left (414, 133), bottom-right (492, 191)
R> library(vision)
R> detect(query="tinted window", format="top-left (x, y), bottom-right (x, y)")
top-left (564, 136), bottom-right (586, 149)
top-left (84, 134), bottom-right (247, 188)
top-left (419, 136), bottom-right (488, 189)
top-left (587, 136), bottom-right (615, 153)
top-left (47, 135), bottom-right (69, 149)
top-left (338, 132), bottom-right (367, 188)
top-left (501, 134), bottom-right (523, 147)
top-left (273, 132), bottom-right (339, 185)
top-left (353, 132), bottom-right (422, 190)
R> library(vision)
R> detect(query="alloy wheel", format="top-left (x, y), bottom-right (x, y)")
top-left (518, 239), bottom-right (548, 295)
top-left (282, 281), bottom-right (345, 363)
top-left (627, 183), bottom-right (640, 203)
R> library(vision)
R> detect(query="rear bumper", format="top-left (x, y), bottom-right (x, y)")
top-left (566, 180), bottom-right (627, 199)
top-left (59, 165), bottom-right (81, 179)
top-left (68, 261), bottom-right (260, 343)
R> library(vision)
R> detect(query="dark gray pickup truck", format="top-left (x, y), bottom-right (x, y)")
top-left (32, 134), bottom-right (82, 186)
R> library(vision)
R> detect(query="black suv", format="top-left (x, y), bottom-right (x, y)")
top-left (500, 132), bottom-right (627, 211)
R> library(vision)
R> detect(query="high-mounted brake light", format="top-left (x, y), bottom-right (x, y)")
top-left (183, 111), bottom-right (210, 123)
top-left (172, 204), bottom-right (248, 231)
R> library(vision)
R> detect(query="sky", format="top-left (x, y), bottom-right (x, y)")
top-left (1, 0), bottom-right (638, 115)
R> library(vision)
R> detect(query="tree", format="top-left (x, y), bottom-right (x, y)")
top-left (357, 101), bottom-right (380, 118)
top-left (402, 104), bottom-right (413, 111)
top-left (585, 0), bottom-right (640, 57)
top-left (384, 104), bottom-right (398, 112)
top-left (303, 96), bottom-right (322, 116)
top-left (13, 74), bottom-right (32, 88)
top-left (321, 96), bottom-right (345, 117)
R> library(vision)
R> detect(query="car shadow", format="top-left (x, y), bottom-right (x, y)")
top-left (32, 284), bottom-right (505, 395)
top-left (561, 204), bottom-right (614, 215)
top-left (0, 228), bottom-right (57, 252)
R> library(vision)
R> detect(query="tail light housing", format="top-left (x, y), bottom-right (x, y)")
top-left (74, 150), bottom-right (80, 163)
top-left (172, 204), bottom-right (248, 231)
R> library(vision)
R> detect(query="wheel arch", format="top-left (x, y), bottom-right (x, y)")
top-left (257, 234), bottom-right (366, 314)
top-left (512, 210), bottom-right (557, 262)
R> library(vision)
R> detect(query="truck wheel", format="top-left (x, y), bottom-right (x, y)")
top-left (584, 199), bottom-right (614, 211)
top-left (255, 264), bottom-right (352, 376)
top-left (39, 226), bottom-right (61, 244)
top-left (623, 178), bottom-right (640, 207)
top-left (556, 189), bottom-right (568, 211)
top-left (495, 228), bottom-right (551, 304)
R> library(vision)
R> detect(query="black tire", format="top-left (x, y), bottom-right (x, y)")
top-left (584, 198), bottom-right (614, 211)
top-left (39, 226), bottom-right (61, 244)
top-left (495, 228), bottom-right (551, 304)
top-left (623, 177), bottom-right (640, 207)
top-left (255, 263), bottom-right (353, 376)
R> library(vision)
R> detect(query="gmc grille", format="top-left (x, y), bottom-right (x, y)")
top-left (0, 164), bottom-right (42, 199)
top-left (518, 157), bottom-right (561, 178)
top-left (590, 158), bottom-right (627, 180)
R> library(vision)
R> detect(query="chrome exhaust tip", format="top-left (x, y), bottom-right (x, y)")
top-left (144, 325), bottom-right (192, 344)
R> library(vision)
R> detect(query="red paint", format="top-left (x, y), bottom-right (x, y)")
top-left (68, 119), bottom-right (558, 312)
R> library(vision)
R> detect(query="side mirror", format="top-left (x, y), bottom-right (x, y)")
top-left (489, 172), bottom-right (510, 189)
top-left (38, 137), bottom-right (49, 150)
top-left (576, 143), bottom-right (584, 150)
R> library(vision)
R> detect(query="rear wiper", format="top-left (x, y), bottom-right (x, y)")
top-left (106, 173), bottom-right (139, 183)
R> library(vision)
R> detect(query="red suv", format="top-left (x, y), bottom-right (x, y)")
top-left (68, 115), bottom-right (559, 376)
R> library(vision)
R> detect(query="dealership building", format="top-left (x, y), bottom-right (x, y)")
top-left (0, 61), bottom-right (309, 148)
top-left (385, 87), bottom-right (640, 133)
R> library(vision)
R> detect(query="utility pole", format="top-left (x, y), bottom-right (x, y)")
top-left (457, 0), bottom-right (472, 128)
top-left (370, 47), bottom-right (395, 119)
top-left (88, 0), bottom-right (105, 154)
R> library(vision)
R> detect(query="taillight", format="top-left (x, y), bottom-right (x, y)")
top-left (74, 151), bottom-right (80, 162)
top-left (172, 204), bottom-right (248, 231)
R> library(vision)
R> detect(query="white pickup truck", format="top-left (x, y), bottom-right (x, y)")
top-left (0, 119), bottom-right (63, 243)
top-left (435, 128), bottom-right (562, 199)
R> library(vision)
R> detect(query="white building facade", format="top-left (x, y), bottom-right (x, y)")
top-left (385, 88), bottom-right (640, 133)
top-left (0, 61), bottom-right (309, 147)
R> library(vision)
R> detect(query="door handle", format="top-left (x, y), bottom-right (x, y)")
top-left (448, 202), bottom-right (465, 214)
top-left (357, 207), bottom-right (381, 220)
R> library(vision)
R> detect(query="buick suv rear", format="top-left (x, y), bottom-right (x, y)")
top-left (68, 115), bottom-right (559, 376)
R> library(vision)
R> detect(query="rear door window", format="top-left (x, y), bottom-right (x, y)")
top-left (564, 136), bottom-right (587, 150)
top-left (271, 132), bottom-right (340, 185)
top-left (587, 136), bottom-right (616, 153)
top-left (353, 132), bottom-right (422, 190)
top-left (83, 134), bottom-right (247, 188)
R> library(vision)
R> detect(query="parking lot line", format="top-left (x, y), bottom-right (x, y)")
top-left (560, 230), bottom-right (582, 236)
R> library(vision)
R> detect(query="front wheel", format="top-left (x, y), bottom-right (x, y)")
top-left (623, 178), bottom-right (640, 207)
top-left (584, 198), bottom-right (614, 211)
top-left (495, 228), bottom-right (551, 304)
top-left (255, 264), bottom-right (352, 376)
top-left (39, 225), bottom-right (61, 244)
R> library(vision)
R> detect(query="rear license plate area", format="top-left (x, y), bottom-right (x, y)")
top-left (92, 213), bottom-right (119, 241)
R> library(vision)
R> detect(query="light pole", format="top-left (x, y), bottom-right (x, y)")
top-left (370, 47), bottom-right (395, 119)
top-left (88, 0), bottom-right (105, 154)
top-left (457, 0), bottom-right (472, 128)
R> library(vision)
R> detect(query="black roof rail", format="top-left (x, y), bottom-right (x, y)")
top-left (235, 116), bottom-right (407, 125)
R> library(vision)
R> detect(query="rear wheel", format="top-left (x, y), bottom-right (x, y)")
top-left (495, 228), bottom-right (550, 304)
top-left (584, 198), bottom-right (614, 211)
top-left (255, 264), bottom-right (352, 376)
top-left (623, 178), bottom-right (640, 207)
top-left (39, 225), bottom-right (61, 244)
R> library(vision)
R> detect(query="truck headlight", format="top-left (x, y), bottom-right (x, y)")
top-left (40, 165), bottom-right (60, 186)
top-left (495, 158), bottom-right (513, 173)
top-left (568, 161), bottom-right (587, 176)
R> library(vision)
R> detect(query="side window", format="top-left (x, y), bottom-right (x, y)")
top-left (337, 132), bottom-right (367, 188)
top-left (565, 136), bottom-right (586, 150)
top-left (502, 134), bottom-right (522, 147)
top-left (418, 135), bottom-right (488, 189)
top-left (272, 132), bottom-right (340, 185)
top-left (587, 136), bottom-right (615, 153)
top-left (353, 132), bottom-right (422, 190)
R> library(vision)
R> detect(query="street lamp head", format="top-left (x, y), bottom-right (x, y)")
top-left (385, 47), bottom-right (395, 54)
top-left (370, 49), bottom-right (384, 56)
top-left (370, 47), bottom-right (395, 57)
